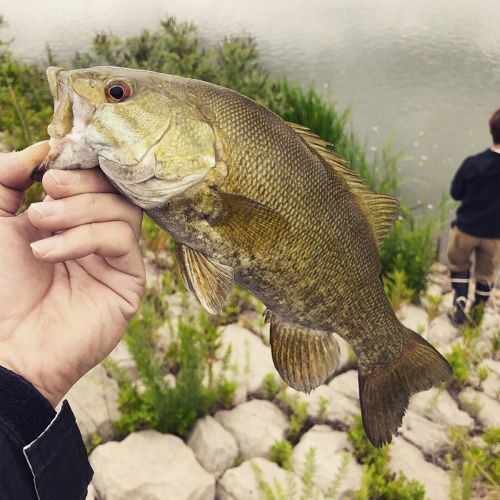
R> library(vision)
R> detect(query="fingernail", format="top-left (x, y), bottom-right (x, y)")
top-left (30, 200), bottom-right (64, 218)
top-left (49, 169), bottom-right (81, 186)
top-left (30, 235), bottom-right (63, 257)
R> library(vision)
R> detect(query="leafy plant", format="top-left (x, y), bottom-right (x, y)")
top-left (270, 440), bottom-right (293, 471)
top-left (383, 268), bottom-right (415, 310)
top-left (262, 373), bottom-right (281, 399)
top-left (348, 416), bottom-right (426, 499)
top-left (109, 295), bottom-right (235, 438)
top-left (448, 427), bottom-right (500, 499)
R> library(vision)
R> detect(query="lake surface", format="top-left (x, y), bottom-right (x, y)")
top-left (2, 0), bottom-right (500, 207)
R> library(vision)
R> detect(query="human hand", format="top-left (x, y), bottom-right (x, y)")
top-left (0, 142), bottom-right (145, 406)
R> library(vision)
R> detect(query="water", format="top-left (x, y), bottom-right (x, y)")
top-left (2, 0), bottom-right (500, 207)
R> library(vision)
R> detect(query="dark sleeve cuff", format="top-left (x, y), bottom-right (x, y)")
top-left (0, 365), bottom-right (56, 446)
top-left (23, 401), bottom-right (93, 500)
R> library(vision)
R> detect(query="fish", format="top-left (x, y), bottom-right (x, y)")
top-left (40, 65), bottom-right (452, 447)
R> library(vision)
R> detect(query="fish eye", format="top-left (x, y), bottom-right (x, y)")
top-left (105, 81), bottom-right (132, 103)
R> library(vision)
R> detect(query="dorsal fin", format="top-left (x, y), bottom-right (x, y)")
top-left (289, 123), bottom-right (400, 248)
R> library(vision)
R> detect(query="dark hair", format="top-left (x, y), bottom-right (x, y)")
top-left (489, 108), bottom-right (500, 144)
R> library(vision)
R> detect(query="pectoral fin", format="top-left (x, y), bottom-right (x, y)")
top-left (270, 314), bottom-right (340, 393)
top-left (211, 190), bottom-right (288, 254)
top-left (176, 243), bottom-right (234, 315)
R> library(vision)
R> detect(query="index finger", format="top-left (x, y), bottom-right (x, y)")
top-left (42, 167), bottom-right (116, 199)
top-left (0, 141), bottom-right (50, 215)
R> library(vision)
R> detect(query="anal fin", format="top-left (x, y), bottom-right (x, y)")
top-left (270, 314), bottom-right (340, 393)
top-left (176, 243), bottom-right (234, 315)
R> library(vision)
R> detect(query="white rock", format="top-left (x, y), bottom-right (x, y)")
top-left (218, 324), bottom-right (277, 395)
top-left (188, 416), bottom-right (239, 477)
top-left (333, 333), bottom-right (355, 371)
top-left (62, 365), bottom-right (120, 445)
top-left (459, 388), bottom-right (500, 427)
top-left (397, 304), bottom-right (429, 334)
top-left (293, 425), bottom-right (362, 496)
top-left (425, 315), bottom-right (459, 346)
top-left (389, 438), bottom-right (450, 500)
top-left (91, 430), bottom-right (215, 500)
top-left (85, 483), bottom-right (97, 500)
top-left (409, 388), bottom-right (473, 429)
top-left (217, 458), bottom-right (310, 500)
top-left (481, 310), bottom-right (500, 334)
top-left (285, 384), bottom-right (360, 424)
top-left (482, 359), bottom-right (500, 377)
top-left (328, 370), bottom-right (359, 400)
top-left (215, 400), bottom-right (288, 460)
top-left (441, 292), bottom-right (454, 311)
top-left (400, 411), bottom-right (449, 454)
top-left (481, 370), bottom-right (500, 400)
top-left (107, 340), bottom-right (138, 380)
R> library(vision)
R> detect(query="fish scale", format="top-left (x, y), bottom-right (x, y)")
top-left (42, 66), bottom-right (452, 447)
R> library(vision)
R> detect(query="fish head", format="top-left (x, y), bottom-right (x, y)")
top-left (43, 66), bottom-right (219, 209)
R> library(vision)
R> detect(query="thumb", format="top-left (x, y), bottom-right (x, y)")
top-left (0, 141), bottom-right (50, 192)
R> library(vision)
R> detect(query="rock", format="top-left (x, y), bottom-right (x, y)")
top-left (459, 388), bottom-right (500, 427)
top-left (441, 292), bottom-right (454, 311)
top-left (284, 384), bottom-right (360, 425)
top-left (425, 315), bottom-right (459, 346)
top-left (481, 310), bottom-right (500, 336)
top-left (293, 425), bottom-right (362, 496)
top-left (215, 400), bottom-right (288, 460)
top-left (482, 359), bottom-right (500, 377)
top-left (481, 369), bottom-right (500, 400)
top-left (409, 388), bottom-right (474, 429)
top-left (63, 365), bottom-right (120, 445)
top-left (400, 411), bottom-right (449, 454)
top-left (397, 304), bottom-right (429, 334)
top-left (217, 324), bottom-right (277, 396)
top-left (107, 340), bottom-right (138, 380)
top-left (85, 483), bottom-right (97, 500)
top-left (333, 333), bottom-right (355, 371)
top-left (389, 438), bottom-right (450, 500)
top-left (188, 416), bottom-right (239, 477)
top-left (429, 262), bottom-right (448, 275)
top-left (329, 370), bottom-right (358, 400)
top-left (91, 430), bottom-right (215, 500)
top-left (217, 458), bottom-right (310, 500)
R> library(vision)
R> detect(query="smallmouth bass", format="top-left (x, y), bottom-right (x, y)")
top-left (40, 66), bottom-right (452, 446)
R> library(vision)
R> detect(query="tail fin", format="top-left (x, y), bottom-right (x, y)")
top-left (358, 328), bottom-right (452, 447)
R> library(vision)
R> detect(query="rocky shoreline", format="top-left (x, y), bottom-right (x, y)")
top-left (63, 261), bottom-right (499, 500)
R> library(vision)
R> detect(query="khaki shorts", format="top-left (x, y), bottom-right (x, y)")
top-left (447, 226), bottom-right (500, 285)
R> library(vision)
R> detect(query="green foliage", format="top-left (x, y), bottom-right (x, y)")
top-left (448, 427), bottom-right (500, 499)
top-left (446, 344), bottom-right (470, 384)
top-left (262, 373), bottom-right (281, 399)
top-left (382, 268), bottom-right (415, 310)
top-left (289, 400), bottom-right (309, 439)
top-left (110, 295), bottom-right (235, 438)
top-left (348, 416), bottom-right (426, 499)
top-left (380, 214), bottom-right (437, 300)
top-left (424, 292), bottom-right (443, 321)
top-left (316, 396), bottom-right (329, 422)
top-left (270, 440), bottom-right (293, 471)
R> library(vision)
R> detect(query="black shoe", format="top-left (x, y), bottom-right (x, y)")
top-left (448, 271), bottom-right (470, 326)
top-left (447, 300), bottom-right (467, 326)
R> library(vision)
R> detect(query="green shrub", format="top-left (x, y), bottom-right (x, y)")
top-left (262, 373), bottom-right (281, 399)
top-left (348, 416), bottom-right (426, 499)
top-left (446, 344), bottom-right (470, 384)
top-left (270, 440), bottom-right (293, 471)
top-left (109, 295), bottom-right (235, 438)
top-left (448, 427), bottom-right (500, 499)
top-left (382, 269), bottom-right (415, 310)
